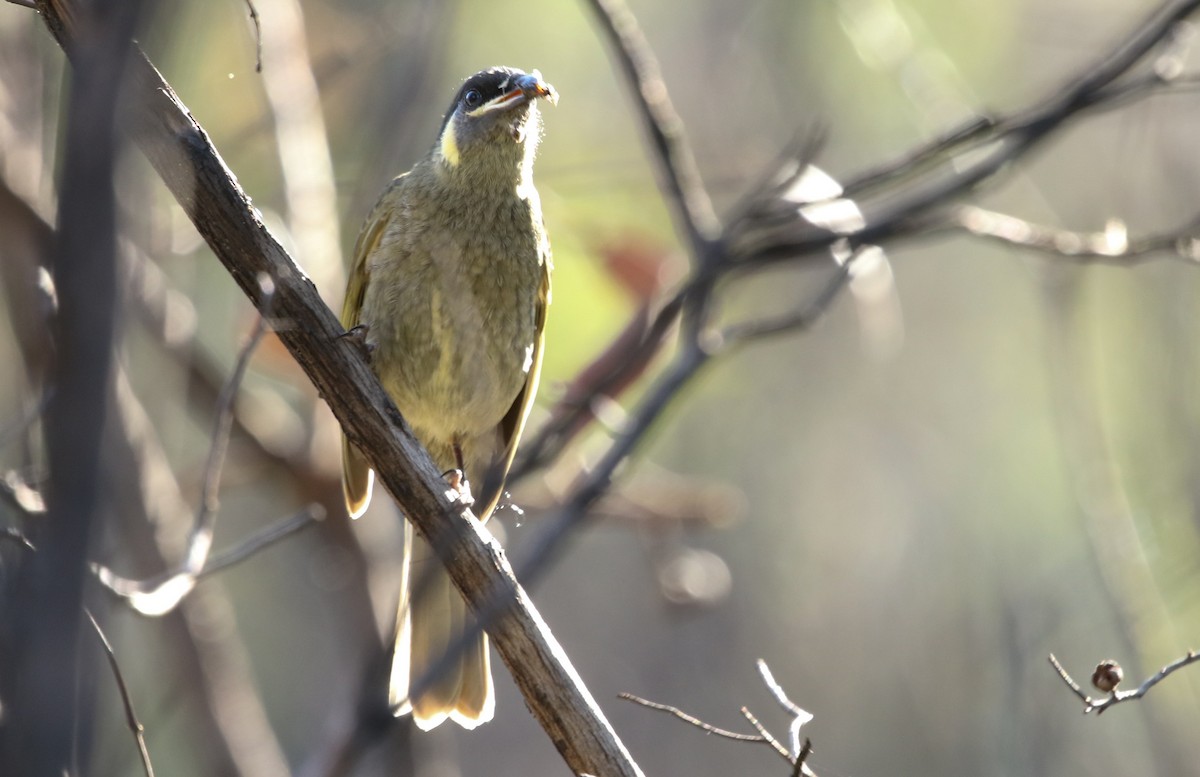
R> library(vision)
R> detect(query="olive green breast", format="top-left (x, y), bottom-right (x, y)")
top-left (358, 159), bottom-right (548, 449)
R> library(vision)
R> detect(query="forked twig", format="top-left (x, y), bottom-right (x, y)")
top-left (757, 659), bottom-right (814, 760)
top-left (1049, 652), bottom-right (1200, 714)
top-left (740, 706), bottom-right (795, 764)
top-left (618, 693), bottom-right (768, 744)
top-left (93, 280), bottom-right (318, 616)
top-left (620, 661), bottom-right (818, 776)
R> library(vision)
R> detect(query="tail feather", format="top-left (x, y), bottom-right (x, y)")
top-left (341, 435), bottom-right (373, 519)
top-left (390, 522), bottom-right (494, 730)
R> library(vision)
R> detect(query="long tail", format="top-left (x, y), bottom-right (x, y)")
top-left (390, 521), bottom-right (494, 730)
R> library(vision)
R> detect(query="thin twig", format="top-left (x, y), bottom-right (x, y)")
top-left (746, 1), bottom-right (1200, 267)
top-left (721, 264), bottom-right (853, 345)
top-left (190, 282), bottom-right (274, 575)
top-left (1, 528), bottom-right (36, 552)
top-left (511, 291), bottom-right (685, 482)
top-left (791, 738), bottom-right (813, 777)
top-left (739, 706), bottom-right (794, 765)
top-left (1049, 651), bottom-right (1200, 714)
top-left (109, 364), bottom-right (293, 776)
top-left (620, 683), bottom-right (818, 776)
top-left (92, 286), bottom-right (277, 616)
top-left (0, 532), bottom-right (155, 775)
top-left (94, 504), bottom-right (324, 614)
top-left (4, 0), bottom-right (38, 8)
top-left (581, 0), bottom-right (722, 260)
top-left (197, 504), bottom-right (323, 579)
top-left (241, 0), bottom-right (263, 72)
top-left (86, 610), bottom-right (154, 777)
top-left (952, 206), bottom-right (1200, 265)
top-left (756, 659), bottom-right (814, 760)
top-left (1047, 653), bottom-right (1089, 704)
top-left (417, 252), bottom-right (850, 706)
top-left (618, 693), bottom-right (767, 743)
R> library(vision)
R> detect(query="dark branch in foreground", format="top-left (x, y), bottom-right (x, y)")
top-left (2, 0), bottom-right (142, 772)
top-left (1049, 651), bottom-right (1200, 714)
top-left (2, 533), bottom-right (155, 777)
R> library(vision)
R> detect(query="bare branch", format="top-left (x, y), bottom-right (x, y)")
top-left (197, 505), bottom-right (324, 579)
top-left (720, 264), bottom-right (853, 345)
top-left (241, 0), bottom-right (263, 72)
top-left (92, 288), bottom-right (275, 616)
top-left (94, 504), bottom-right (323, 613)
top-left (0, 528), bottom-right (36, 552)
top-left (953, 206), bottom-right (1200, 264)
top-left (107, 366), bottom-right (292, 777)
top-left (1048, 653), bottom-right (1090, 705)
top-left (1049, 652), bottom-right (1200, 714)
top-left (255, 0), bottom-right (344, 302)
top-left (86, 610), bottom-right (154, 777)
top-left (747, 1), bottom-right (1200, 267)
top-left (511, 292), bottom-right (684, 482)
top-left (739, 706), bottom-right (794, 764)
top-left (195, 289), bottom-right (272, 561)
top-left (618, 693), bottom-right (768, 744)
top-left (621, 665), bottom-right (821, 777)
top-left (791, 739), bottom-right (813, 777)
top-left (580, 0), bottom-right (722, 258)
top-left (756, 660), bottom-right (814, 760)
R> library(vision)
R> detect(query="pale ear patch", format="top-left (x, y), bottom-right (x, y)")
top-left (439, 121), bottom-right (461, 166)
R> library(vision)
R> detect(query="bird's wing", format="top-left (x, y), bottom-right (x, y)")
top-left (477, 248), bottom-right (552, 519)
top-left (340, 178), bottom-right (402, 518)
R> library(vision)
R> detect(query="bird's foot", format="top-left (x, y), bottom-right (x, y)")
top-left (339, 324), bottom-right (375, 362)
top-left (442, 468), bottom-right (475, 509)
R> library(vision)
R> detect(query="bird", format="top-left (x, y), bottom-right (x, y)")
top-left (340, 66), bottom-right (556, 730)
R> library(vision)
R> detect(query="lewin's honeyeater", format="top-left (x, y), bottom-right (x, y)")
top-left (340, 67), bottom-right (556, 730)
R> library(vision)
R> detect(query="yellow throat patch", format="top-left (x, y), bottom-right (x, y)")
top-left (439, 122), bottom-right (461, 167)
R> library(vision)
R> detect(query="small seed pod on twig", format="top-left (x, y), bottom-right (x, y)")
top-left (1091, 660), bottom-right (1124, 693)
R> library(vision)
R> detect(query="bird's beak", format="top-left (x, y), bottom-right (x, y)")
top-left (472, 72), bottom-right (558, 117)
top-left (513, 72), bottom-right (558, 106)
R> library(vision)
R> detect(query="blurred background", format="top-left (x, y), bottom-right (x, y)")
top-left (3, 0), bottom-right (1200, 775)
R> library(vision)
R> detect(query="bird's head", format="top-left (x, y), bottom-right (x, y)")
top-left (435, 67), bottom-right (557, 171)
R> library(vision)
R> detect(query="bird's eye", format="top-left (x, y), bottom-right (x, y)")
top-left (463, 89), bottom-right (483, 108)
